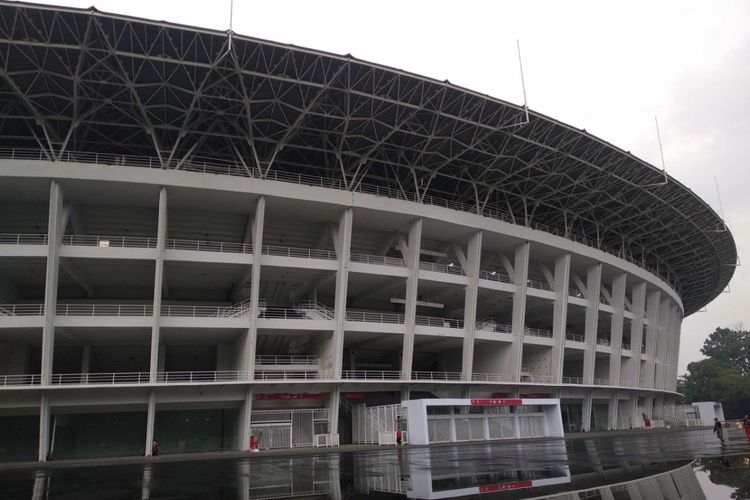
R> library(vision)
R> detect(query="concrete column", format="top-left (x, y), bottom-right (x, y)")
top-left (644, 290), bottom-right (661, 389)
top-left (582, 264), bottom-right (602, 384)
top-left (551, 253), bottom-right (571, 383)
top-left (331, 208), bottom-right (353, 379)
top-left (41, 181), bottom-right (64, 385)
top-left (628, 282), bottom-right (646, 387)
top-left (608, 392), bottom-right (619, 430)
top-left (245, 197), bottom-right (265, 380)
top-left (79, 345), bottom-right (91, 383)
top-left (608, 273), bottom-right (626, 387)
top-left (38, 393), bottom-right (50, 461)
top-left (581, 391), bottom-right (593, 432)
top-left (328, 387), bottom-right (341, 436)
top-left (401, 218), bottom-right (422, 379)
top-left (510, 242), bottom-right (530, 381)
top-left (144, 390), bottom-right (156, 456)
top-left (655, 297), bottom-right (670, 390)
top-left (460, 231), bottom-right (482, 381)
top-left (149, 188), bottom-right (167, 383)
top-left (238, 387), bottom-right (253, 450)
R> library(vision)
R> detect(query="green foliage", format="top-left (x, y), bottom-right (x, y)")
top-left (681, 327), bottom-right (750, 419)
top-left (701, 327), bottom-right (750, 376)
top-left (698, 457), bottom-right (750, 500)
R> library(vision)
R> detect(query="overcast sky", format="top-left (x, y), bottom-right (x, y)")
top-left (20, 0), bottom-right (750, 374)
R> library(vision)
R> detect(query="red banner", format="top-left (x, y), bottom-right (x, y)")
top-left (342, 392), bottom-right (366, 399)
top-left (255, 393), bottom-right (326, 401)
top-left (480, 480), bottom-right (533, 493)
top-left (471, 398), bottom-right (523, 406)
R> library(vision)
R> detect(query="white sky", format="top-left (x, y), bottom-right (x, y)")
top-left (19, 0), bottom-right (750, 374)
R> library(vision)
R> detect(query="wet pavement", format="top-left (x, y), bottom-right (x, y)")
top-left (1, 428), bottom-right (749, 499)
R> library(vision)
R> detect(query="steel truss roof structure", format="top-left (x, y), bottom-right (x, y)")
top-left (0, 1), bottom-right (736, 315)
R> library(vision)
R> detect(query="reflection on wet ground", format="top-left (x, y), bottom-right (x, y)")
top-left (1, 428), bottom-right (750, 499)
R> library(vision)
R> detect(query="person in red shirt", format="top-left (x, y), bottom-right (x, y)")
top-left (396, 429), bottom-right (402, 447)
top-left (742, 415), bottom-right (750, 442)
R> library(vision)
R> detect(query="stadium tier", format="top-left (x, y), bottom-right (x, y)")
top-left (0, 1), bottom-right (736, 461)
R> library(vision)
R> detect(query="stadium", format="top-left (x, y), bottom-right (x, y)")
top-left (0, 1), bottom-right (736, 461)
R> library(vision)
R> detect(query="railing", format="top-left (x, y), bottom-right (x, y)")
top-left (157, 371), bottom-right (249, 383)
top-left (418, 261), bottom-right (466, 276)
top-left (345, 311), bottom-right (404, 324)
top-left (415, 316), bottom-right (464, 329)
top-left (622, 342), bottom-right (631, 350)
top-left (641, 345), bottom-right (647, 354)
top-left (350, 253), bottom-right (405, 267)
top-left (471, 372), bottom-right (514, 382)
top-left (0, 374), bottom-right (41, 386)
top-left (562, 376), bottom-right (584, 384)
top-left (526, 278), bottom-right (553, 291)
top-left (165, 238), bottom-right (252, 254)
top-left (255, 355), bottom-right (320, 365)
top-left (260, 302), bottom-right (334, 320)
top-left (478, 270), bottom-right (512, 284)
top-left (411, 371), bottom-right (462, 381)
top-left (0, 304), bottom-right (45, 316)
top-left (0, 233), bottom-right (48, 245)
top-left (62, 234), bottom-right (157, 248)
top-left (299, 301), bottom-right (335, 320)
top-left (254, 370), bottom-right (326, 380)
top-left (0, 147), bottom-right (681, 292)
top-left (475, 321), bottom-right (512, 334)
top-left (341, 370), bottom-right (401, 380)
top-left (161, 300), bottom-right (252, 318)
top-left (56, 304), bottom-right (154, 316)
top-left (51, 372), bottom-right (151, 385)
top-left (593, 378), bottom-right (610, 386)
top-left (619, 380), bottom-right (637, 387)
top-left (565, 332), bottom-right (584, 342)
top-left (524, 327), bottom-right (552, 338)
top-left (596, 337), bottom-right (611, 346)
top-left (521, 374), bottom-right (554, 384)
top-left (262, 244), bottom-right (336, 260)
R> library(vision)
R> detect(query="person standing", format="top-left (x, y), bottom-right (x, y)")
top-left (743, 415), bottom-right (750, 442)
top-left (396, 429), bottom-right (402, 447)
top-left (714, 418), bottom-right (725, 445)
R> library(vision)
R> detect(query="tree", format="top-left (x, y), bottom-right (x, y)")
top-left (701, 327), bottom-right (750, 376)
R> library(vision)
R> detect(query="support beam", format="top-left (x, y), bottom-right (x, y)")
top-left (38, 393), bottom-right (50, 462)
top-left (330, 208), bottom-right (353, 379)
top-left (550, 253), bottom-right (571, 383)
top-left (460, 231), bottom-right (482, 381)
top-left (571, 273), bottom-right (588, 298)
top-left (144, 390), bottom-right (156, 456)
top-left (148, 188), bottom-right (167, 383)
top-left (582, 264), bottom-right (602, 384)
top-left (41, 181), bottom-right (64, 385)
top-left (59, 258), bottom-right (94, 297)
top-left (581, 391), bottom-right (593, 432)
top-left (246, 197), bottom-right (265, 379)
top-left (608, 273), bottom-right (627, 387)
top-left (238, 388), bottom-right (253, 450)
top-left (628, 282), bottom-right (647, 387)
top-left (401, 219), bottom-right (422, 379)
top-left (644, 290), bottom-right (661, 389)
top-left (510, 242), bottom-right (530, 381)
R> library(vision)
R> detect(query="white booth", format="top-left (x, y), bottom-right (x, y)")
top-left (402, 398), bottom-right (564, 446)
top-left (691, 401), bottom-right (725, 426)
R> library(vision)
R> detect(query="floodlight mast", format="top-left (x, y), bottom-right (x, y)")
top-left (498, 40), bottom-right (530, 130)
top-left (642, 115), bottom-right (669, 187)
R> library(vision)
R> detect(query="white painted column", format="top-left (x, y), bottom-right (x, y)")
top-left (551, 253), bottom-right (571, 383)
top-left (144, 390), bottom-right (156, 456)
top-left (510, 242), bottom-right (530, 381)
top-left (148, 188), bottom-right (167, 383)
top-left (608, 273), bottom-right (626, 387)
top-left (644, 290), bottom-right (661, 389)
top-left (331, 208), bottom-right (353, 379)
top-left (79, 345), bottom-right (91, 383)
top-left (582, 264), bottom-right (602, 384)
top-left (244, 197), bottom-right (265, 380)
top-left (581, 391), bottom-right (593, 432)
top-left (401, 218), bottom-right (422, 379)
top-left (38, 393), bottom-right (50, 462)
top-left (238, 387), bottom-right (253, 450)
top-left (655, 297), bottom-right (671, 390)
top-left (628, 282), bottom-right (646, 387)
top-left (460, 231), bottom-right (482, 381)
top-left (41, 181), bottom-right (64, 385)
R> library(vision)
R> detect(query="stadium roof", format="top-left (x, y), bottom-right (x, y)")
top-left (0, 1), bottom-right (737, 315)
